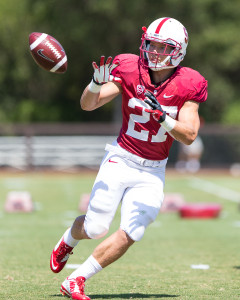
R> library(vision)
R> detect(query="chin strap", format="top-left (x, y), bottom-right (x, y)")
top-left (148, 55), bottom-right (172, 71)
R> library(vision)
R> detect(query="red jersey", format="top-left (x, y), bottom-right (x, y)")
top-left (111, 54), bottom-right (208, 160)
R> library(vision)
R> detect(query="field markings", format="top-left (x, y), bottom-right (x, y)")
top-left (233, 221), bottom-right (240, 227)
top-left (191, 264), bottom-right (210, 270)
top-left (188, 177), bottom-right (240, 203)
top-left (66, 264), bottom-right (81, 269)
top-left (34, 202), bottom-right (43, 211)
top-left (64, 210), bottom-right (79, 218)
top-left (62, 210), bottom-right (79, 227)
top-left (2, 178), bottom-right (27, 189)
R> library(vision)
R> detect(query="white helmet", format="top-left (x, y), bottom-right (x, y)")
top-left (140, 17), bottom-right (188, 71)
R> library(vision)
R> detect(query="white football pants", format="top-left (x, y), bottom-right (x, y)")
top-left (84, 142), bottom-right (167, 241)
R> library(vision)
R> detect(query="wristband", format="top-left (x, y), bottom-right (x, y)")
top-left (160, 114), bottom-right (176, 132)
top-left (88, 80), bottom-right (102, 93)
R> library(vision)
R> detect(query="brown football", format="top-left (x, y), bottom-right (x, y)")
top-left (29, 32), bottom-right (67, 73)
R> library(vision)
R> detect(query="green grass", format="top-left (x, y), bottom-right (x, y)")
top-left (0, 171), bottom-right (240, 299)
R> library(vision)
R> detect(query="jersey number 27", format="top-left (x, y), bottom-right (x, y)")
top-left (126, 97), bottom-right (177, 143)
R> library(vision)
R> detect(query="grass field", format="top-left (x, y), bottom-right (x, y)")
top-left (0, 170), bottom-right (239, 300)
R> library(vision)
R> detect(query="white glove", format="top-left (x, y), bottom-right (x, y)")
top-left (89, 56), bottom-right (121, 93)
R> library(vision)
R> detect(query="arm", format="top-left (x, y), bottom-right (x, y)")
top-left (81, 81), bottom-right (122, 111)
top-left (144, 91), bottom-right (200, 145)
top-left (169, 100), bottom-right (200, 145)
top-left (80, 55), bottom-right (122, 111)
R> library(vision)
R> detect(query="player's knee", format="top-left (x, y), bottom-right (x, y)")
top-left (124, 225), bottom-right (146, 242)
top-left (84, 222), bottom-right (109, 239)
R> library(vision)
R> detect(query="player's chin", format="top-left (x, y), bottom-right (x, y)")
top-left (149, 57), bottom-right (162, 65)
top-left (148, 55), bottom-right (157, 62)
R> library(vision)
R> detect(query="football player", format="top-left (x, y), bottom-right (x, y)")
top-left (50, 17), bottom-right (208, 300)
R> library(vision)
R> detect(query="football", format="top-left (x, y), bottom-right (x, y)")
top-left (29, 32), bottom-right (67, 73)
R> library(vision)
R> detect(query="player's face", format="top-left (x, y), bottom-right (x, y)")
top-left (148, 41), bottom-right (174, 63)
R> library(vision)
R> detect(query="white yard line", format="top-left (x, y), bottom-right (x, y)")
top-left (65, 264), bottom-right (82, 269)
top-left (188, 177), bottom-right (240, 203)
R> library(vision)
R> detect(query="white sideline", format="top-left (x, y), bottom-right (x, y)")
top-left (188, 177), bottom-right (240, 203)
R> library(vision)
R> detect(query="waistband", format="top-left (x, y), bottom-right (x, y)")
top-left (105, 143), bottom-right (168, 168)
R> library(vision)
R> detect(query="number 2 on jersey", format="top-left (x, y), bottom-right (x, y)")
top-left (126, 98), bottom-right (177, 143)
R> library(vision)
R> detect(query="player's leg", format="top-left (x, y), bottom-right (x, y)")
top-left (50, 215), bottom-right (89, 273)
top-left (120, 167), bottom-right (165, 242)
top-left (61, 228), bottom-right (135, 299)
top-left (89, 228), bottom-right (134, 268)
top-left (62, 163), bottom-right (165, 297)
top-left (66, 164), bottom-right (165, 279)
top-left (60, 156), bottom-right (136, 299)
top-left (50, 151), bottom-right (127, 274)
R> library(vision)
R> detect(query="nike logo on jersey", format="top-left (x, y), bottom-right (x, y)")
top-left (163, 94), bottom-right (174, 99)
top-left (37, 49), bottom-right (54, 62)
top-left (109, 159), bottom-right (118, 163)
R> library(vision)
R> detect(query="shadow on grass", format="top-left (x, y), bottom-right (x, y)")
top-left (90, 294), bottom-right (179, 299)
top-left (233, 266), bottom-right (240, 270)
top-left (51, 293), bottom-right (179, 299)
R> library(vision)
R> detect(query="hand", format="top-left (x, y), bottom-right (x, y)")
top-left (144, 91), bottom-right (166, 123)
top-left (92, 56), bottom-right (122, 85)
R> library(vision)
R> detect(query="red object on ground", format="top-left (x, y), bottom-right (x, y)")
top-left (5, 191), bottom-right (33, 213)
top-left (179, 203), bottom-right (222, 219)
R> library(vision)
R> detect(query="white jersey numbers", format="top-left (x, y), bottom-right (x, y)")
top-left (126, 97), bottom-right (177, 143)
top-left (126, 98), bottom-right (150, 141)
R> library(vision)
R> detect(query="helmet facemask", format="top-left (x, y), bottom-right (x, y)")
top-left (141, 36), bottom-right (182, 71)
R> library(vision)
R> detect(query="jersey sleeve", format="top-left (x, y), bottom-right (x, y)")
top-left (111, 55), bottom-right (123, 81)
top-left (188, 77), bottom-right (208, 103)
top-left (110, 54), bottom-right (139, 86)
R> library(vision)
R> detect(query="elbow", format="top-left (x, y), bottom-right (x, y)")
top-left (80, 86), bottom-right (98, 111)
top-left (80, 102), bottom-right (91, 111)
top-left (80, 97), bottom-right (95, 111)
top-left (185, 132), bottom-right (198, 145)
top-left (184, 139), bottom-right (194, 146)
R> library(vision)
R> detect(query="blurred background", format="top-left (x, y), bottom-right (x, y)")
top-left (0, 0), bottom-right (240, 173)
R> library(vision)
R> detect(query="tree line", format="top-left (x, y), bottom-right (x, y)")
top-left (0, 0), bottom-right (240, 124)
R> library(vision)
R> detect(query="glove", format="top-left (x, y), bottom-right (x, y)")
top-left (144, 91), bottom-right (166, 123)
top-left (92, 56), bottom-right (122, 85)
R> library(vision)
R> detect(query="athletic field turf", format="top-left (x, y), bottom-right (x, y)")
top-left (0, 170), bottom-right (239, 299)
